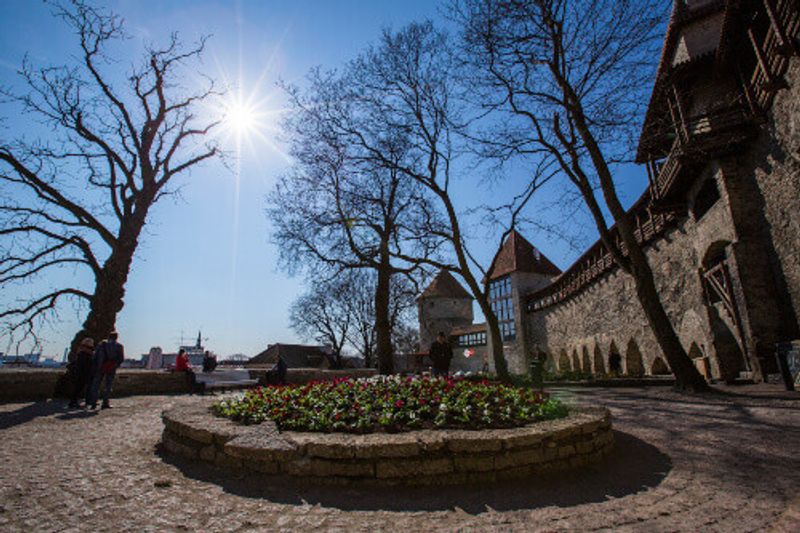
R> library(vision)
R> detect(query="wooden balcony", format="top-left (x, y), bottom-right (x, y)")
top-left (749, 0), bottom-right (800, 110)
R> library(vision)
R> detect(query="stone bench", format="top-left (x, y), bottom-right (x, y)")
top-left (161, 404), bottom-right (614, 486)
top-left (194, 369), bottom-right (259, 394)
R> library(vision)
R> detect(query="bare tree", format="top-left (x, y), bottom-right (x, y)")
top-left (289, 270), bottom-right (418, 369)
top-left (0, 1), bottom-right (221, 353)
top-left (289, 278), bottom-right (352, 364)
top-left (331, 22), bottom-right (560, 380)
top-left (456, 0), bottom-right (708, 391)
top-left (269, 69), bottom-right (441, 374)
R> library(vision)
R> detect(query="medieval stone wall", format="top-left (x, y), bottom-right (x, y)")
top-left (748, 57), bottom-right (800, 336)
top-left (517, 58), bottom-right (800, 381)
top-left (522, 167), bottom-right (743, 380)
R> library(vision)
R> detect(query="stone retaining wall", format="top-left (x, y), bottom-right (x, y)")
top-left (160, 404), bottom-right (613, 486)
top-left (246, 367), bottom-right (377, 384)
top-left (0, 367), bottom-right (379, 402)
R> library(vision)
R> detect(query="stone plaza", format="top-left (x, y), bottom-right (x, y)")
top-left (1, 385), bottom-right (798, 532)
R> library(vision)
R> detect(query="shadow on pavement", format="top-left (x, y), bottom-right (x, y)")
top-left (0, 400), bottom-right (81, 430)
top-left (160, 429), bottom-right (671, 513)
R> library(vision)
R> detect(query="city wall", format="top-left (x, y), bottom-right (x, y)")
top-left (520, 58), bottom-right (800, 380)
top-left (0, 367), bottom-right (378, 402)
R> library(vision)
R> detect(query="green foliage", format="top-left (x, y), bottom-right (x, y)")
top-left (212, 375), bottom-right (568, 433)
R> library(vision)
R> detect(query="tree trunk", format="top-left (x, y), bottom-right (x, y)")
top-left (68, 207), bottom-right (148, 355)
top-left (481, 302), bottom-right (510, 381)
top-left (436, 189), bottom-right (511, 381)
top-left (374, 248), bottom-right (394, 374)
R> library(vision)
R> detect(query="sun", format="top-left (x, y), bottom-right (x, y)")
top-left (224, 99), bottom-right (258, 137)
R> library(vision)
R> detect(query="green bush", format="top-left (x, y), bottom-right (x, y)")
top-left (212, 375), bottom-right (568, 433)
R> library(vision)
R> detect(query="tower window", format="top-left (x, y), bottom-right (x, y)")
top-left (489, 275), bottom-right (516, 341)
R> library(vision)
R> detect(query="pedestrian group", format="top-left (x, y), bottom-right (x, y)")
top-left (68, 331), bottom-right (125, 410)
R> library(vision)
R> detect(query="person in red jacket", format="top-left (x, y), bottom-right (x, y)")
top-left (175, 349), bottom-right (190, 372)
top-left (174, 349), bottom-right (198, 393)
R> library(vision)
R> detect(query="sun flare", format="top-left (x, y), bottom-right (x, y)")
top-left (224, 100), bottom-right (258, 137)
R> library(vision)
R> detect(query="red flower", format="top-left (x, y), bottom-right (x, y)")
top-left (395, 399), bottom-right (405, 408)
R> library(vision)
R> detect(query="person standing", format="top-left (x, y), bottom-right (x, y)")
top-left (429, 332), bottom-right (453, 377)
top-left (201, 350), bottom-right (217, 373)
top-left (88, 331), bottom-right (125, 410)
top-left (68, 337), bottom-right (95, 408)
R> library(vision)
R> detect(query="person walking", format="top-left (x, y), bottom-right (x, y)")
top-left (88, 331), bottom-right (125, 410)
top-left (429, 332), bottom-right (453, 377)
top-left (68, 337), bottom-right (95, 408)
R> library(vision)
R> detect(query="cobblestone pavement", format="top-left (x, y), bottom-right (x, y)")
top-left (1, 385), bottom-right (799, 532)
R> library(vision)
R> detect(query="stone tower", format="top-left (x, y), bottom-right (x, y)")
top-left (484, 230), bottom-right (562, 374)
top-left (418, 271), bottom-right (474, 353)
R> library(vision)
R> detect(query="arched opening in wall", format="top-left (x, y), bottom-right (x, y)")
top-left (625, 339), bottom-right (644, 377)
top-left (700, 240), bottom-right (748, 381)
top-left (571, 350), bottom-right (581, 372)
top-left (594, 345), bottom-right (605, 375)
top-left (650, 357), bottom-right (671, 375)
top-left (538, 351), bottom-right (555, 374)
top-left (558, 350), bottom-right (571, 372)
top-left (608, 341), bottom-right (622, 375)
top-left (582, 347), bottom-right (592, 375)
top-left (688, 342), bottom-right (711, 379)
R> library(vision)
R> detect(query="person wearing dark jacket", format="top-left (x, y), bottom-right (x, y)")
top-left (429, 332), bottom-right (453, 377)
top-left (68, 337), bottom-right (95, 408)
top-left (202, 351), bottom-right (217, 373)
top-left (266, 355), bottom-right (287, 385)
top-left (88, 331), bottom-right (125, 410)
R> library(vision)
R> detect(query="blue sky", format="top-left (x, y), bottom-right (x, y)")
top-left (0, 0), bottom-right (652, 359)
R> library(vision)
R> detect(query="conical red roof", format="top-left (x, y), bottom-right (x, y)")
top-left (420, 270), bottom-right (472, 299)
top-left (486, 230), bottom-right (561, 281)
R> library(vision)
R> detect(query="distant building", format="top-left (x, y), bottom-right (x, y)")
top-left (143, 331), bottom-right (209, 369)
top-left (248, 343), bottom-right (333, 368)
top-left (417, 232), bottom-right (560, 374)
top-left (0, 353), bottom-right (42, 366)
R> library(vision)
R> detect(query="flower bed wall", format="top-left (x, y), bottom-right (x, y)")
top-left (161, 404), bottom-right (613, 486)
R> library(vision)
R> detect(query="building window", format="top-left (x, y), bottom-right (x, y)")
top-left (489, 275), bottom-right (516, 341)
top-left (457, 332), bottom-right (487, 347)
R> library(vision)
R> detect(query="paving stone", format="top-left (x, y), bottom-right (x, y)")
top-left (0, 385), bottom-right (798, 532)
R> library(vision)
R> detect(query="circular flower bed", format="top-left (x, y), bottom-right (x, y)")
top-left (212, 375), bottom-right (567, 433)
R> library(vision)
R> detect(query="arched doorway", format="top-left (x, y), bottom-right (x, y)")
top-left (625, 339), bottom-right (644, 377)
top-left (581, 347), bottom-right (592, 375)
top-left (558, 350), bottom-right (571, 372)
top-left (593, 345), bottom-right (605, 375)
top-left (539, 351), bottom-right (555, 374)
top-left (688, 342), bottom-right (711, 379)
top-left (608, 341), bottom-right (622, 375)
top-left (651, 357), bottom-right (670, 375)
top-left (571, 350), bottom-right (581, 372)
top-left (701, 240), bottom-right (748, 380)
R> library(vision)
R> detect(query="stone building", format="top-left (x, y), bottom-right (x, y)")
top-left (419, 0), bottom-right (800, 382)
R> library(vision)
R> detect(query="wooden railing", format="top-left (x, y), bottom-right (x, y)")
top-left (527, 202), bottom-right (676, 312)
top-left (750, 0), bottom-right (800, 110)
